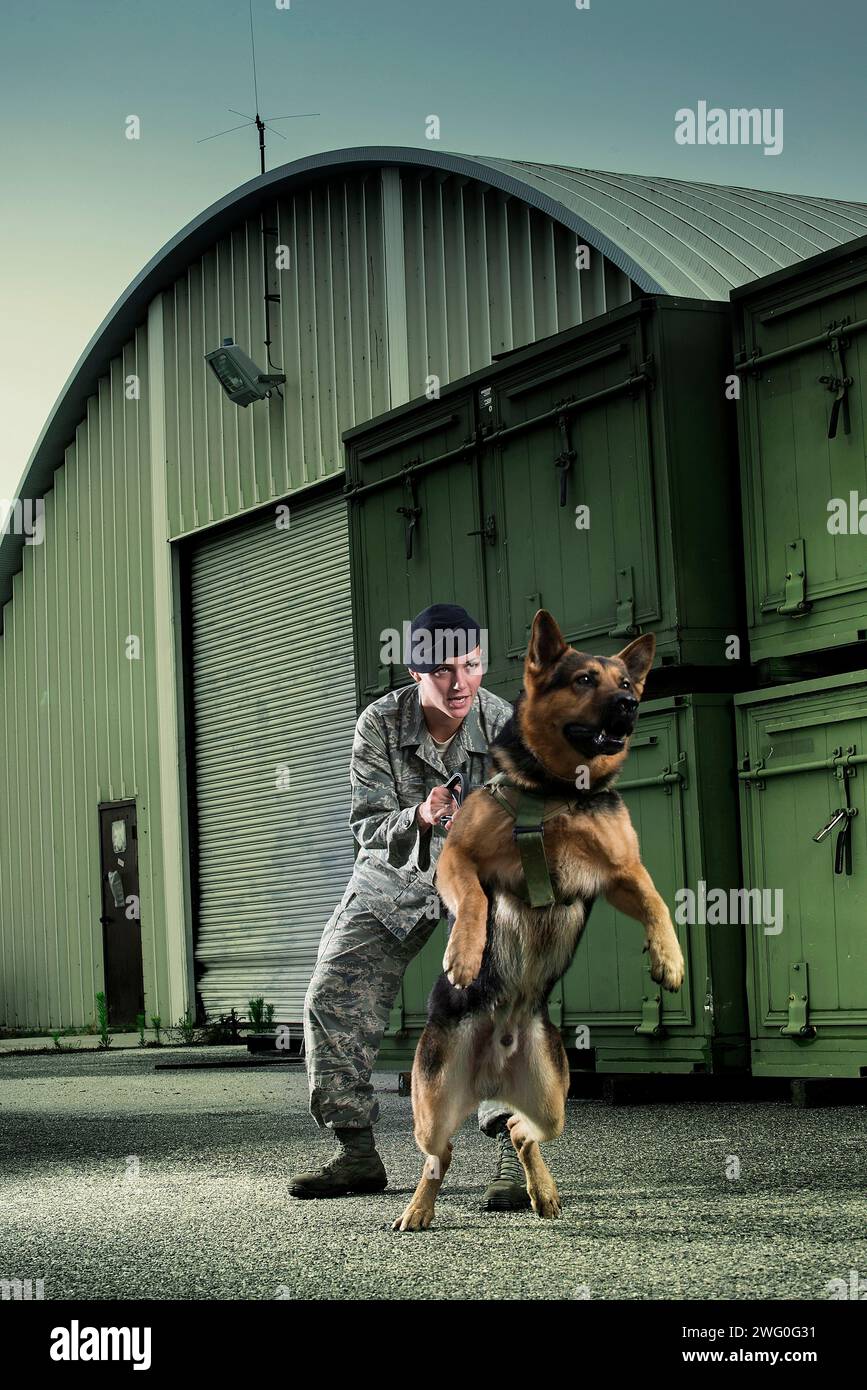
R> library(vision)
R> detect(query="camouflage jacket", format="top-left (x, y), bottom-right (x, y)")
top-left (339, 683), bottom-right (514, 939)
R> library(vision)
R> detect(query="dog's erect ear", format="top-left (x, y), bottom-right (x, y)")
top-left (526, 610), bottom-right (567, 670)
top-left (614, 632), bottom-right (655, 695)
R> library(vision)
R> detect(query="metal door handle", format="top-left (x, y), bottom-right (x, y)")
top-left (813, 809), bottom-right (848, 842)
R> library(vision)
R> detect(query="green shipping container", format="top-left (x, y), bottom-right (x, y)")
top-left (732, 234), bottom-right (867, 662)
top-left (378, 693), bottom-right (747, 1077)
top-left (736, 669), bottom-right (867, 1077)
top-left (344, 296), bottom-right (743, 707)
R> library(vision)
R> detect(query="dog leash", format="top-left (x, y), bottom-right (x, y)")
top-left (484, 771), bottom-right (586, 908)
top-left (438, 771), bottom-right (468, 827)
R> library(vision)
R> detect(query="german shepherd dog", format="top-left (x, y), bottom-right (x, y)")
top-left (392, 610), bottom-right (685, 1232)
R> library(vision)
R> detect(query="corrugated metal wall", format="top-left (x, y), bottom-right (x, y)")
top-left (162, 168), bottom-right (636, 539)
top-left (0, 325), bottom-right (174, 1030)
top-left (401, 170), bottom-right (632, 384)
top-left (0, 163), bottom-right (637, 1030)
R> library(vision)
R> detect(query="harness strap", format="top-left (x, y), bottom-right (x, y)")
top-left (484, 771), bottom-right (583, 908)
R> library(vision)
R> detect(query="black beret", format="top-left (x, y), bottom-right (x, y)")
top-left (405, 603), bottom-right (483, 672)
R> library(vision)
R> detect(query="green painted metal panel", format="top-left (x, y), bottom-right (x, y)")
top-left (0, 326), bottom-right (172, 1031)
top-left (379, 694), bottom-right (746, 1074)
top-left (347, 297), bottom-right (743, 710)
top-left (733, 235), bottom-right (867, 660)
top-left (736, 669), bottom-right (867, 1077)
top-left (561, 694), bottom-right (746, 1073)
top-left (345, 397), bottom-right (484, 706)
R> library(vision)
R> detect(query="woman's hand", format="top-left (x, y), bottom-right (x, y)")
top-left (417, 785), bottom-right (459, 832)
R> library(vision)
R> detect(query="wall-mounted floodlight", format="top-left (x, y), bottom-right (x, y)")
top-left (205, 338), bottom-right (285, 406)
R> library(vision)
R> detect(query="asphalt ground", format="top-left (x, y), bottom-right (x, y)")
top-left (1, 1045), bottom-right (865, 1301)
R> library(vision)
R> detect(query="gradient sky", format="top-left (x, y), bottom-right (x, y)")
top-left (2, 0), bottom-right (866, 495)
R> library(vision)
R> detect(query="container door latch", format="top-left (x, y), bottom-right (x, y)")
top-left (634, 958), bottom-right (666, 1037)
top-left (778, 538), bottom-right (811, 617)
top-left (553, 411), bottom-right (577, 507)
top-left (396, 470), bottom-right (422, 560)
top-left (780, 961), bottom-right (816, 1039)
top-left (812, 750), bottom-right (857, 874)
top-left (818, 321), bottom-right (853, 439)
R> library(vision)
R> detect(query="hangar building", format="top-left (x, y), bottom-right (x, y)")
top-left (2, 146), bottom-right (867, 1033)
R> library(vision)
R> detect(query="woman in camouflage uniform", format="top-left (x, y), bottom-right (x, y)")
top-left (292, 604), bottom-right (531, 1210)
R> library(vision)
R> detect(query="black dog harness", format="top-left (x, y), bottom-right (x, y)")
top-left (484, 771), bottom-right (596, 908)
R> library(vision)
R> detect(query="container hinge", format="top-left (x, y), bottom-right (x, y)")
top-left (777, 538), bottom-right (812, 617)
top-left (780, 961), bottom-right (816, 1039)
top-left (609, 566), bottom-right (639, 637)
top-left (634, 959), bottom-right (666, 1037)
top-left (818, 319), bottom-right (853, 439)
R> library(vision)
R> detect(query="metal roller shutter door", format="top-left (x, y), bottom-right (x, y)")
top-left (190, 488), bottom-right (357, 1023)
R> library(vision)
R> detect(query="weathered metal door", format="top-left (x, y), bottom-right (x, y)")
top-left (477, 327), bottom-right (660, 696)
top-left (560, 710), bottom-right (692, 1044)
top-left (734, 243), bottom-right (867, 659)
top-left (345, 398), bottom-right (486, 703)
top-left (98, 800), bottom-right (143, 1027)
top-left (737, 673), bottom-right (867, 1076)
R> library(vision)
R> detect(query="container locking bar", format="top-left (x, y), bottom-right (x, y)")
top-left (818, 321), bottom-right (853, 438)
top-left (739, 745), bottom-right (867, 787)
top-left (396, 470), bottom-right (422, 560)
top-left (553, 411), bottom-right (577, 506)
top-left (618, 752), bottom-right (687, 795)
top-left (812, 753), bottom-right (857, 874)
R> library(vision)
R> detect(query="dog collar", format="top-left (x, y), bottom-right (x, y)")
top-left (484, 771), bottom-right (588, 908)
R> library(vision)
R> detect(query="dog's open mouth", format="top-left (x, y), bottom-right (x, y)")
top-left (563, 723), bottom-right (631, 757)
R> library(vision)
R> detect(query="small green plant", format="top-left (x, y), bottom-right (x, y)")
top-left (136, 1013), bottom-right (147, 1047)
top-left (264, 1002), bottom-right (275, 1026)
top-left (150, 1014), bottom-right (162, 1045)
top-left (248, 997), bottom-right (265, 1027)
top-left (200, 1008), bottom-right (242, 1045)
top-left (176, 1010), bottom-right (196, 1044)
top-left (95, 992), bottom-right (111, 1049)
top-left (51, 1030), bottom-right (62, 1050)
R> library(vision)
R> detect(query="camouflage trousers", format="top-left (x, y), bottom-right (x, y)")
top-left (302, 896), bottom-right (511, 1137)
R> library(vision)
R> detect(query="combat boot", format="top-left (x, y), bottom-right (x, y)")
top-left (289, 1125), bottom-right (387, 1198)
top-left (483, 1115), bottom-right (532, 1210)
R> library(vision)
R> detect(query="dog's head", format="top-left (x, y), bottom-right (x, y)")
top-left (517, 609), bottom-right (655, 785)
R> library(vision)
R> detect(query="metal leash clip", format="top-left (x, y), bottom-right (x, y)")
top-left (439, 771), bottom-right (468, 826)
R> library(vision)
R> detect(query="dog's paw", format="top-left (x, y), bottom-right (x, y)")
top-left (529, 1179), bottom-right (561, 1220)
top-left (392, 1200), bottom-right (434, 1233)
top-left (506, 1114), bottom-right (533, 1151)
top-left (443, 937), bottom-right (483, 990)
top-left (646, 930), bottom-right (685, 991)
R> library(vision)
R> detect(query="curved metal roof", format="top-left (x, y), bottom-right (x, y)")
top-left (5, 145), bottom-right (867, 613)
top-left (479, 158), bottom-right (867, 298)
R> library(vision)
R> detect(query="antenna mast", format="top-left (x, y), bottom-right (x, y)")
top-left (197, 1), bottom-right (321, 378)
